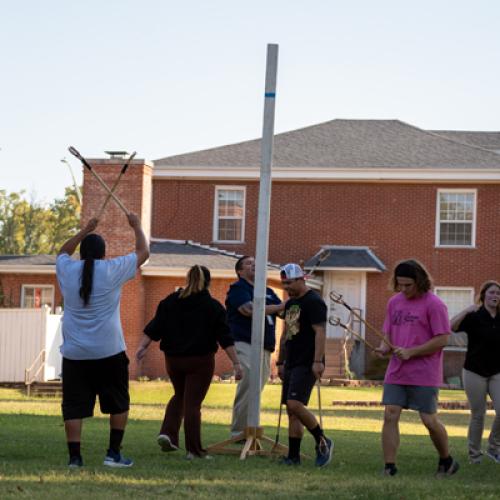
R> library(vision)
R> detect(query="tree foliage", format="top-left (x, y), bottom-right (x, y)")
top-left (0, 187), bottom-right (80, 255)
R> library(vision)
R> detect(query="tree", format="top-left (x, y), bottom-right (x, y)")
top-left (47, 187), bottom-right (81, 254)
top-left (0, 187), bottom-right (80, 255)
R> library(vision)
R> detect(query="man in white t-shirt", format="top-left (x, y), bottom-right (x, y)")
top-left (56, 213), bottom-right (148, 468)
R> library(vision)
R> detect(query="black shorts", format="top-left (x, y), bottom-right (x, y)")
top-left (281, 365), bottom-right (317, 405)
top-left (62, 351), bottom-right (130, 421)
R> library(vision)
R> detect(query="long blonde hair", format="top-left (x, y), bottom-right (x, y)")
top-left (179, 265), bottom-right (211, 298)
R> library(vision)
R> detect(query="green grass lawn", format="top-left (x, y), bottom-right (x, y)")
top-left (0, 382), bottom-right (498, 499)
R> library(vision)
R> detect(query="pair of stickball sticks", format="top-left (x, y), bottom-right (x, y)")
top-left (68, 146), bottom-right (136, 218)
top-left (304, 249), bottom-right (394, 352)
top-left (329, 292), bottom-right (395, 352)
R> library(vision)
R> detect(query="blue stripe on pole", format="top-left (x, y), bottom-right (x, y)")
top-left (265, 92), bottom-right (276, 98)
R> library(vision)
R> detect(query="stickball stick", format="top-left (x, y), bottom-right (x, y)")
top-left (316, 382), bottom-right (323, 429)
top-left (329, 316), bottom-right (380, 352)
top-left (68, 146), bottom-right (129, 215)
top-left (329, 291), bottom-right (394, 350)
top-left (305, 248), bottom-right (331, 279)
top-left (96, 151), bottom-right (136, 218)
top-left (273, 398), bottom-right (284, 451)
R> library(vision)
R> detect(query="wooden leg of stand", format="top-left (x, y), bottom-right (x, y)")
top-left (207, 426), bottom-right (292, 459)
top-left (206, 432), bottom-right (245, 455)
top-left (240, 435), bottom-right (254, 459)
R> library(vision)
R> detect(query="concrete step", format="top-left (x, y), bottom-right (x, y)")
top-left (27, 381), bottom-right (62, 397)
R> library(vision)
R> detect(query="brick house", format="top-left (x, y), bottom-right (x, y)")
top-left (1, 119), bottom-right (500, 382)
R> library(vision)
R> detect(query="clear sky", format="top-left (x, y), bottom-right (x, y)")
top-left (1, 0), bottom-right (499, 203)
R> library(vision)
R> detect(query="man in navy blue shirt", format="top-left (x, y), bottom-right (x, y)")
top-left (226, 256), bottom-right (284, 438)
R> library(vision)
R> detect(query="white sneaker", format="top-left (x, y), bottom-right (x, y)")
top-left (157, 434), bottom-right (179, 452)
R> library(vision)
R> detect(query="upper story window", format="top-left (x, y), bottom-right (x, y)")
top-left (213, 186), bottom-right (245, 243)
top-left (436, 189), bottom-right (476, 247)
top-left (21, 285), bottom-right (54, 311)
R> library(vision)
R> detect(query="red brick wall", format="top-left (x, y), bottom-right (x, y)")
top-left (151, 180), bottom-right (500, 276)
top-left (78, 162), bottom-right (291, 379)
top-left (136, 276), bottom-right (248, 379)
top-left (0, 274), bottom-right (62, 309)
top-left (81, 159), bottom-right (152, 258)
top-left (76, 168), bottom-right (500, 380)
top-left (134, 277), bottom-right (285, 379)
top-left (151, 179), bottom-right (500, 378)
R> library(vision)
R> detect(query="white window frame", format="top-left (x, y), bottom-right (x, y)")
top-left (435, 189), bottom-right (477, 248)
top-left (213, 185), bottom-right (246, 244)
top-left (435, 286), bottom-right (474, 352)
top-left (21, 284), bottom-right (55, 312)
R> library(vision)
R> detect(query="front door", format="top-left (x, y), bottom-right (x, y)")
top-left (323, 271), bottom-right (366, 377)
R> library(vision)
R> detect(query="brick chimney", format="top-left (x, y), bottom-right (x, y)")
top-left (81, 154), bottom-right (153, 257)
top-left (81, 153), bottom-right (153, 378)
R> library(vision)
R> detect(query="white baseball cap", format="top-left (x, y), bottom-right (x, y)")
top-left (280, 263), bottom-right (305, 280)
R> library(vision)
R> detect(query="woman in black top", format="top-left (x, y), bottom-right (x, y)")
top-left (451, 280), bottom-right (500, 464)
top-left (136, 265), bottom-right (242, 459)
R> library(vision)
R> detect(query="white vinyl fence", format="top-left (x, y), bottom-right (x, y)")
top-left (0, 306), bottom-right (62, 383)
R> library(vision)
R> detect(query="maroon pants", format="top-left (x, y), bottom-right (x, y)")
top-left (160, 353), bottom-right (215, 456)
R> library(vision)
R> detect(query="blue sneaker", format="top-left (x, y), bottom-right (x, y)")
top-left (68, 455), bottom-right (83, 468)
top-left (486, 451), bottom-right (500, 464)
top-left (103, 449), bottom-right (134, 468)
top-left (315, 437), bottom-right (333, 467)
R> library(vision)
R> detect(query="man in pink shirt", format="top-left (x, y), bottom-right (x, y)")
top-left (376, 259), bottom-right (459, 478)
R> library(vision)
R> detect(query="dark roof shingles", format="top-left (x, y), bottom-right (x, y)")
top-left (155, 120), bottom-right (500, 169)
top-left (0, 255), bottom-right (56, 266)
top-left (146, 241), bottom-right (239, 270)
top-left (304, 246), bottom-right (385, 272)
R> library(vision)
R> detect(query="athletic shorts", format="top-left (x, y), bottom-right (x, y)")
top-left (62, 351), bottom-right (130, 420)
top-left (382, 383), bottom-right (439, 414)
top-left (281, 365), bottom-right (317, 405)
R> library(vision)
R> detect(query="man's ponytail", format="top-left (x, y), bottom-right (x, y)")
top-left (79, 233), bottom-right (106, 306)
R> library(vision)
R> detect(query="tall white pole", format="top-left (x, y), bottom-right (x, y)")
top-left (247, 44), bottom-right (279, 428)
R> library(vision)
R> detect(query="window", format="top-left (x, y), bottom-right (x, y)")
top-left (435, 287), bottom-right (474, 350)
top-left (436, 190), bottom-right (476, 247)
top-left (435, 287), bottom-right (474, 319)
top-left (21, 285), bottom-right (54, 311)
top-left (213, 186), bottom-right (245, 243)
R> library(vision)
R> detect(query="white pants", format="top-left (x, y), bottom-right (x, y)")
top-left (230, 341), bottom-right (271, 435)
top-left (463, 368), bottom-right (500, 460)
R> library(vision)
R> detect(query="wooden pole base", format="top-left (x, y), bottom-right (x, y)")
top-left (207, 426), bottom-right (288, 460)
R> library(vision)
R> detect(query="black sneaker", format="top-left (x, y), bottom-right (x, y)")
top-left (315, 437), bottom-right (334, 467)
top-left (278, 455), bottom-right (301, 466)
top-left (383, 465), bottom-right (398, 476)
top-left (68, 455), bottom-right (83, 468)
top-left (435, 458), bottom-right (459, 478)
